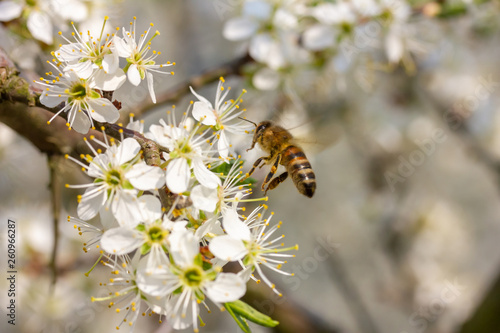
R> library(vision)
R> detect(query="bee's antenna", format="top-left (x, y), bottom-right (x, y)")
top-left (238, 117), bottom-right (257, 127)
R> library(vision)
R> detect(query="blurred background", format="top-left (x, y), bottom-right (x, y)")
top-left (1, 0), bottom-right (500, 332)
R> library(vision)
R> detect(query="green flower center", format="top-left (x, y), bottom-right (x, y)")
top-left (106, 169), bottom-right (123, 186)
top-left (170, 139), bottom-right (193, 160)
top-left (182, 267), bottom-right (204, 287)
top-left (147, 226), bottom-right (167, 243)
top-left (243, 241), bottom-right (260, 266)
top-left (70, 83), bottom-right (87, 100)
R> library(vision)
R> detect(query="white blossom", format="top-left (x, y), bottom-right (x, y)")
top-left (91, 252), bottom-right (168, 330)
top-left (66, 136), bottom-right (165, 225)
top-left (36, 64), bottom-right (120, 134)
top-left (190, 77), bottom-right (253, 160)
top-left (0, 0), bottom-right (90, 45)
top-left (54, 17), bottom-right (126, 91)
top-left (148, 111), bottom-right (221, 194)
top-left (113, 17), bottom-right (174, 103)
top-left (162, 230), bottom-right (246, 331)
top-left (209, 205), bottom-right (297, 295)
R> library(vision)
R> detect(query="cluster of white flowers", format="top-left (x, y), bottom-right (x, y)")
top-left (63, 73), bottom-right (297, 330)
top-left (12, 14), bottom-right (301, 332)
top-left (0, 0), bottom-right (90, 44)
top-left (35, 17), bottom-right (174, 133)
top-left (223, 0), bottom-right (427, 90)
top-left (40, 16), bottom-right (296, 331)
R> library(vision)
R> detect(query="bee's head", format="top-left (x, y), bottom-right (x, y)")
top-left (238, 117), bottom-right (271, 141)
top-left (254, 121), bottom-right (272, 140)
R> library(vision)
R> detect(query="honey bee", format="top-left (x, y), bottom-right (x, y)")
top-left (244, 120), bottom-right (316, 198)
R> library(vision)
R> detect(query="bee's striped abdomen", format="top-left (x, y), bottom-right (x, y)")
top-left (282, 145), bottom-right (316, 198)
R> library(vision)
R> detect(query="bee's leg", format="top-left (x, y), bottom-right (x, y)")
top-left (261, 154), bottom-right (281, 191)
top-left (258, 156), bottom-right (271, 168)
top-left (245, 157), bottom-right (266, 179)
top-left (264, 172), bottom-right (288, 196)
top-left (246, 139), bottom-right (257, 152)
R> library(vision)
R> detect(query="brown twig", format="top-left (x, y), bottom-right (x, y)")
top-left (48, 154), bottom-right (61, 290)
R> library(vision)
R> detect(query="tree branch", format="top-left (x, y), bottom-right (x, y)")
top-left (48, 154), bottom-right (61, 290)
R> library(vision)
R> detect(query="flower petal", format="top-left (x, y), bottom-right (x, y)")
top-left (148, 124), bottom-right (174, 149)
top-left (189, 86), bottom-right (213, 109)
top-left (87, 154), bottom-right (108, 178)
top-left (55, 0), bottom-right (88, 21)
top-left (303, 24), bottom-right (335, 51)
top-left (146, 71), bottom-right (156, 103)
top-left (127, 163), bottom-right (165, 191)
top-left (192, 101), bottom-right (217, 126)
top-left (90, 68), bottom-right (126, 91)
top-left (190, 185), bottom-right (218, 212)
top-left (98, 206), bottom-right (119, 230)
top-left (40, 91), bottom-right (66, 108)
top-left (223, 209), bottom-right (251, 241)
top-left (385, 27), bottom-right (404, 63)
top-left (249, 33), bottom-right (273, 63)
top-left (115, 138), bottom-right (141, 165)
top-left (166, 295), bottom-right (198, 330)
top-left (87, 98), bottom-right (120, 123)
top-left (273, 9), bottom-right (298, 30)
top-left (194, 216), bottom-right (219, 239)
top-left (223, 17), bottom-right (259, 41)
top-left (0, 1), bottom-right (22, 22)
top-left (252, 67), bottom-right (280, 91)
top-left (136, 254), bottom-right (172, 296)
top-left (102, 53), bottom-right (119, 74)
top-left (111, 191), bottom-right (142, 227)
top-left (217, 130), bottom-right (231, 159)
top-left (209, 235), bottom-right (247, 261)
top-left (206, 273), bottom-right (246, 303)
top-left (112, 36), bottom-right (131, 57)
top-left (192, 158), bottom-right (221, 189)
top-left (65, 60), bottom-right (94, 79)
top-left (55, 43), bottom-right (86, 62)
top-left (27, 11), bottom-right (53, 44)
top-left (101, 227), bottom-right (143, 255)
top-left (70, 109), bottom-right (92, 134)
top-left (137, 194), bottom-right (162, 222)
top-left (127, 64), bottom-right (141, 86)
top-left (166, 158), bottom-right (191, 194)
top-left (169, 230), bottom-right (199, 267)
top-left (77, 187), bottom-right (106, 220)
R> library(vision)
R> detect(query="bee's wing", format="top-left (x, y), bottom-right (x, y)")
top-left (274, 110), bottom-right (342, 156)
top-left (246, 94), bottom-right (342, 155)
